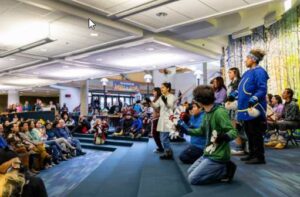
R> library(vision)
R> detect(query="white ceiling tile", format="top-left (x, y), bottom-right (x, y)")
top-left (244, 0), bottom-right (270, 4)
top-left (200, 0), bottom-right (247, 12)
top-left (128, 6), bottom-right (190, 29)
top-left (166, 0), bottom-right (217, 19)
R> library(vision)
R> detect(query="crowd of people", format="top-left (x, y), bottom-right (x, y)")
top-left (1, 49), bottom-right (299, 196)
top-left (0, 112), bottom-right (87, 196)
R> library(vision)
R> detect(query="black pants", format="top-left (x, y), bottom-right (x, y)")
top-left (179, 145), bottom-right (203, 164)
top-left (244, 118), bottom-right (266, 160)
top-left (152, 119), bottom-right (163, 150)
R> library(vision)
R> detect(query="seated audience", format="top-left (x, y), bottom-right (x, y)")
top-left (266, 88), bottom-right (300, 149)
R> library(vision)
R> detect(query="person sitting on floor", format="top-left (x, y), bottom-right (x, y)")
top-left (266, 88), bottom-right (300, 149)
top-left (129, 113), bottom-right (143, 139)
top-left (141, 114), bottom-right (151, 137)
top-left (179, 102), bottom-right (205, 164)
top-left (178, 85), bottom-right (237, 185)
top-left (113, 111), bottom-right (134, 136)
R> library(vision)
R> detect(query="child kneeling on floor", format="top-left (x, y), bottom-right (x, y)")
top-left (178, 85), bottom-right (238, 185)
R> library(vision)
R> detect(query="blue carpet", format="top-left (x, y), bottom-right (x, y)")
top-left (172, 141), bottom-right (300, 197)
top-left (38, 149), bottom-right (111, 197)
top-left (137, 140), bottom-right (190, 197)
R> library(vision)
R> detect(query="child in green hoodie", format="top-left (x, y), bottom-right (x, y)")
top-left (178, 85), bottom-right (237, 185)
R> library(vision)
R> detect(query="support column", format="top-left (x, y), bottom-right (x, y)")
top-left (8, 90), bottom-right (20, 106)
top-left (80, 80), bottom-right (89, 116)
top-left (203, 62), bottom-right (208, 85)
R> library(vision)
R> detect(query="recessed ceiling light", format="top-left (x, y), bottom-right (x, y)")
top-left (9, 58), bottom-right (16, 61)
top-left (189, 59), bottom-right (195, 62)
top-left (96, 58), bottom-right (103, 62)
top-left (63, 65), bottom-right (70, 69)
top-left (90, 33), bottom-right (98, 37)
top-left (156, 12), bottom-right (168, 17)
top-left (146, 48), bottom-right (155, 51)
top-left (40, 48), bottom-right (47, 52)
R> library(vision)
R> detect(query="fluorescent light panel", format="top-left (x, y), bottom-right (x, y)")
top-left (0, 38), bottom-right (55, 58)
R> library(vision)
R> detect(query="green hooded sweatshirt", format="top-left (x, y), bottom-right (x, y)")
top-left (188, 105), bottom-right (237, 162)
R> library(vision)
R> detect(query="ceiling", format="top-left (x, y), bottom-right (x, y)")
top-left (0, 0), bottom-right (293, 93)
top-left (66, 0), bottom-right (276, 32)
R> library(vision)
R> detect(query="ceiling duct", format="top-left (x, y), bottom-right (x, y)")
top-left (264, 11), bottom-right (279, 28)
top-left (232, 27), bottom-right (252, 39)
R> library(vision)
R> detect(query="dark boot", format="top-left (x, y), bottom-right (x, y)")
top-left (221, 161), bottom-right (237, 183)
top-left (245, 157), bottom-right (266, 164)
top-left (160, 150), bottom-right (173, 160)
top-left (240, 155), bottom-right (253, 161)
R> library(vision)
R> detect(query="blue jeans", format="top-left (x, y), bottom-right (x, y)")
top-left (187, 156), bottom-right (227, 185)
top-left (160, 132), bottom-right (170, 151)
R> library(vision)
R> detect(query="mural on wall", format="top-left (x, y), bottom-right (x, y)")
top-left (225, 7), bottom-right (300, 103)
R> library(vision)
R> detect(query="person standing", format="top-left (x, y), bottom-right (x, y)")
top-left (226, 67), bottom-right (245, 155)
top-left (151, 82), bottom-right (176, 160)
top-left (212, 77), bottom-right (227, 105)
top-left (237, 49), bottom-right (269, 164)
top-left (150, 87), bottom-right (164, 153)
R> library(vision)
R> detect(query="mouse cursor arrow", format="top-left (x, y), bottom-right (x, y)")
top-left (88, 18), bottom-right (96, 29)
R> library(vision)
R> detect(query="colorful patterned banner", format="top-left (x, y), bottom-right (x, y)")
top-left (225, 7), bottom-right (300, 103)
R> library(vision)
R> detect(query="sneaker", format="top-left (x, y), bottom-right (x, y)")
top-left (136, 133), bottom-right (142, 139)
top-left (231, 149), bottom-right (245, 156)
top-left (153, 148), bottom-right (164, 153)
top-left (129, 133), bottom-right (135, 139)
top-left (245, 158), bottom-right (266, 164)
top-left (160, 150), bottom-right (173, 160)
top-left (221, 161), bottom-right (237, 183)
top-left (160, 153), bottom-right (173, 160)
top-left (274, 142), bottom-right (286, 149)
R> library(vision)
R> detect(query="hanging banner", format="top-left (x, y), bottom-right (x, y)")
top-left (113, 81), bottom-right (140, 92)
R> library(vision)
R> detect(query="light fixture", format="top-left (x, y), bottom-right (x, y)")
top-left (108, 0), bottom-right (174, 20)
top-left (9, 58), bottom-right (16, 61)
top-left (145, 47), bottom-right (155, 51)
top-left (194, 70), bottom-right (203, 79)
top-left (0, 38), bottom-right (55, 58)
top-left (62, 65), bottom-right (70, 69)
top-left (284, 0), bottom-right (292, 12)
top-left (156, 12), bottom-right (168, 17)
top-left (33, 72), bottom-right (40, 75)
top-left (189, 59), bottom-right (195, 62)
top-left (101, 78), bottom-right (109, 86)
top-left (96, 58), bottom-right (103, 62)
top-left (144, 74), bottom-right (153, 83)
top-left (40, 48), bottom-right (48, 52)
top-left (90, 33), bottom-right (98, 37)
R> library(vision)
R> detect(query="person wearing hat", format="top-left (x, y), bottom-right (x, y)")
top-left (113, 110), bottom-right (134, 136)
top-left (235, 49), bottom-right (269, 164)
